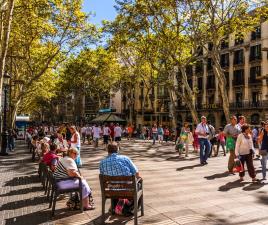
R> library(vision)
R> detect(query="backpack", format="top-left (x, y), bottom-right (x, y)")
top-left (115, 198), bottom-right (134, 216)
top-left (66, 192), bottom-right (80, 210)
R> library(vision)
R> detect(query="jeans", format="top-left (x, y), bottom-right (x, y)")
top-left (152, 133), bottom-right (157, 145)
top-left (198, 138), bottom-right (211, 163)
top-left (74, 147), bottom-right (82, 167)
top-left (228, 151), bottom-right (236, 172)
top-left (8, 137), bottom-right (15, 151)
top-left (261, 155), bottom-right (268, 178)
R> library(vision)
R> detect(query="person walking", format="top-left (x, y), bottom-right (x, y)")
top-left (224, 116), bottom-right (240, 173)
top-left (258, 122), bottom-right (268, 180)
top-left (195, 116), bottom-right (211, 165)
top-left (235, 124), bottom-right (258, 182)
top-left (151, 124), bottom-right (158, 145)
top-left (92, 124), bottom-right (102, 148)
top-left (69, 126), bottom-right (82, 167)
top-left (81, 125), bottom-right (87, 144)
top-left (158, 125), bottom-right (164, 144)
top-left (164, 126), bottom-right (170, 143)
top-left (102, 123), bottom-right (111, 148)
top-left (215, 127), bottom-right (226, 156)
top-left (180, 122), bottom-right (191, 157)
top-left (207, 121), bottom-right (217, 157)
top-left (114, 123), bottom-right (122, 145)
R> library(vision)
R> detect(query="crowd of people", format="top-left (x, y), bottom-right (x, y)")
top-left (8, 115), bottom-right (268, 214)
top-left (24, 123), bottom-right (141, 213)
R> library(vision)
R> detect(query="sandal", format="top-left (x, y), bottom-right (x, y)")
top-left (252, 178), bottom-right (260, 183)
top-left (84, 205), bottom-right (95, 210)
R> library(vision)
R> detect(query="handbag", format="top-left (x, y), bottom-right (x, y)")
top-left (259, 149), bottom-right (268, 156)
top-left (233, 159), bottom-right (244, 173)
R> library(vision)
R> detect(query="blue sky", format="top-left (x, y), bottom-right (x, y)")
top-left (83, 0), bottom-right (117, 26)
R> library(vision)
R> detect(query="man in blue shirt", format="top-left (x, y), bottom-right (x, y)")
top-left (99, 142), bottom-right (140, 178)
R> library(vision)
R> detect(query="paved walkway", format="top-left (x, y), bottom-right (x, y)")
top-left (1, 140), bottom-right (268, 225)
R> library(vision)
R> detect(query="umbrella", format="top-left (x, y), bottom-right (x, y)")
top-left (91, 113), bottom-right (126, 123)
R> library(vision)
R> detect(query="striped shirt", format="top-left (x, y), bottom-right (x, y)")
top-left (54, 156), bottom-right (77, 179)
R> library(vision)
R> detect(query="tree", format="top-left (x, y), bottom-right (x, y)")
top-left (6, 0), bottom-right (97, 126)
top-left (107, 0), bottom-right (203, 124)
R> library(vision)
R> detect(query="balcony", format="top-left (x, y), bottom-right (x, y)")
top-left (230, 101), bottom-right (268, 109)
top-left (233, 79), bottom-right (244, 86)
top-left (248, 76), bottom-right (262, 85)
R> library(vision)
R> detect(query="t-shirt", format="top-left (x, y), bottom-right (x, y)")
top-left (93, 127), bottom-right (101, 138)
top-left (223, 124), bottom-right (240, 137)
top-left (54, 156), bottom-right (78, 179)
top-left (195, 123), bottom-right (209, 139)
top-left (81, 127), bottom-right (86, 134)
top-left (103, 127), bottom-right (111, 135)
top-left (85, 127), bottom-right (92, 135)
top-left (157, 128), bottom-right (163, 135)
top-left (114, 126), bottom-right (122, 137)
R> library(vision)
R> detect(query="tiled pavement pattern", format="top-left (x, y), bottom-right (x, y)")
top-left (1, 140), bottom-right (268, 225)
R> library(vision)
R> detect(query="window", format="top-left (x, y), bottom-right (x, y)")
top-left (186, 65), bottom-right (193, 76)
top-left (251, 26), bottom-right (261, 41)
top-left (207, 58), bottom-right (213, 70)
top-left (208, 95), bottom-right (214, 104)
top-left (234, 49), bottom-right (244, 65)
top-left (198, 77), bottom-right (203, 90)
top-left (225, 72), bottom-right (229, 87)
top-left (249, 66), bottom-right (262, 84)
top-left (236, 92), bottom-right (243, 106)
top-left (207, 75), bottom-right (215, 89)
top-left (252, 91), bottom-right (261, 103)
top-left (233, 69), bottom-right (244, 86)
top-left (221, 39), bottom-right (229, 49)
top-left (250, 44), bottom-right (262, 61)
top-left (235, 33), bottom-right (244, 45)
top-left (208, 42), bottom-right (213, 51)
top-left (220, 53), bottom-right (229, 67)
top-left (195, 61), bottom-right (203, 73)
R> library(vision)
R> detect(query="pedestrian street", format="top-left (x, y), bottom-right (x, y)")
top-left (1, 140), bottom-right (268, 225)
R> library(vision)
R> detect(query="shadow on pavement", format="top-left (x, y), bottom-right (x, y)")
top-left (0, 186), bottom-right (43, 197)
top-left (242, 182), bottom-right (265, 191)
top-left (218, 180), bottom-right (251, 192)
top-left (4, 175), bottom-right (40, 187)
top-left (204, 171), bottom-right (234, 180)
top-left (0, 196), bottom-right (47, 210)
top-left (87, 214), bottom-right (133, 225)
top-left (5, 210), bottom-right (51, 225)
top-left (176, 164), bottom-right (203, 171)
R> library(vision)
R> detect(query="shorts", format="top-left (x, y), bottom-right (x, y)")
top-left (115, 137), bottom-right (121, 142)
top-left (158, 135), bottom-right (163, 141)
top-left (103, 135), bottom-right (109, 144)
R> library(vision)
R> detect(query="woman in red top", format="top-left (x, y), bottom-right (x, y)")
top-left (42, 143), bottom-right (59, 171)
top-left (164, 127), bottom-right (170, 143)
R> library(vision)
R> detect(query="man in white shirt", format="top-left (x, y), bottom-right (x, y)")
top-left (114, 123), bottom-right (122, 143)
top-left (195, 116), bottom-right (211, 165)
top-left (85, 125), bottom-right (92, 144)
top-left (92, 124), bottom-right (102, 147)
top-left (81, 125), bottom-right (87, 144)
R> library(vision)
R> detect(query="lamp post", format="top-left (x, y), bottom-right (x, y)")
top-left (0, 73), bottom-right (11, 156)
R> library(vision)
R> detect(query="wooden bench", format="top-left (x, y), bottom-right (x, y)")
top-left (99, 174), bottom-right (144, 225)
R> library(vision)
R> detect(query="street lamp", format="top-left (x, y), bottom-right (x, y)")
top-left (0, 72), bottom-right (11, 156)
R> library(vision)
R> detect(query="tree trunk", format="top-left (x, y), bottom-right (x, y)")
top-left (211, 52), bottom-right (231, 123)
top-left (0, 0), bottom-right (15, 107)
top-left (168, 88), bottom-right (177, 128)
top-left (179, 67), bottom-right (199, 124)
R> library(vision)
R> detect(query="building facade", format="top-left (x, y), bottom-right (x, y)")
top-left (122, 21), bottom-right (268, 128)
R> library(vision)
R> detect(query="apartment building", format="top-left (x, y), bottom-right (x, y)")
top-left (121, 21), bottom-right (268, 128)
top-left (177, 21), bottom-right (268, 128)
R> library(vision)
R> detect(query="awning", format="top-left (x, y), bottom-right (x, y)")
top-left (91, 113), bottom-right (126, 123)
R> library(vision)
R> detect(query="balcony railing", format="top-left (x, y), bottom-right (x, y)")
top-left (248, 76), bottom-right (262, 85)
